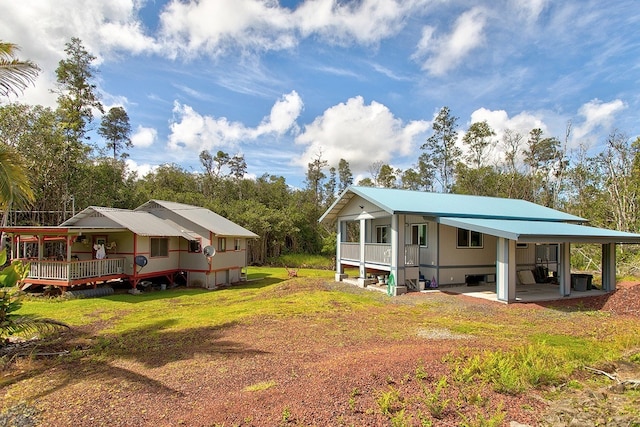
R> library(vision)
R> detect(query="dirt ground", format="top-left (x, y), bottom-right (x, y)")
top-left (1, 280), bottom-right (639, 426)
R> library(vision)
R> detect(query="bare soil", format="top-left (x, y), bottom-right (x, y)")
top-left (1, 280), bottom-right (639, 426)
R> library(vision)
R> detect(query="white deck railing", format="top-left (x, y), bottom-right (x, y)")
top-left (25, 258), bottom-right (126, 282)
top-left (339, 243), bottom-right (419, 266)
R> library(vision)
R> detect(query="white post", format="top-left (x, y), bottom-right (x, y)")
top-left (359, 218), bottom-right (366, 279)
top-left (558, 243), bottom-right (571, 296)
top-left (496, 237), bottom-right (516, 302)
top-left (602, 243), bottom-right (616, 291)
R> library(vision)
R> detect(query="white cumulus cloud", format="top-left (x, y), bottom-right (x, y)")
top-left (295, 96), bottom-right (429, 174)
top-left (167, 91), bottom-right (303, 154)
top-left (131, 125), bottom-right (157, 148)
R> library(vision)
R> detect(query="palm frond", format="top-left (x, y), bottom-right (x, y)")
top-left (0, 41), bottom-right (40, 98)
top-left (2, 316), bottom-right (69, 338)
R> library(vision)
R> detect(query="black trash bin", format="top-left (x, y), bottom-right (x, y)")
top-left (571, 273), bottom-right (593, 291)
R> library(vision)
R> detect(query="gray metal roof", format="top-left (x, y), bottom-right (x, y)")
top-left (136, 200), bottom-right (258, 238)
top-left (439, 217), bottom-right (640, 244)
top-left (60, 207), bottom-right (194, 238)
top-left (320, 186), bottom-right (586, 223)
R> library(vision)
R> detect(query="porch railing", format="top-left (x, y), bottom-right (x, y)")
top-left (339, 243), bottom-right (419, 266)
top-left (25, 258), bottom-right (126, 282)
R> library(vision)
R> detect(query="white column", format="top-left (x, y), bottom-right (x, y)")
top-left (496, 237), bottom-right (516, 302)
top-left (359, 218), bottom-right (366, 279)
top-left (602, 243), bottom-right (616, 291)
top-left (558, 243), bottom-right (571, 296)
top-left (335, 220), bottom-right (342, 275)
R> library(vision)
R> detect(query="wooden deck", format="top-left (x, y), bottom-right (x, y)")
top-left (21, 258), bottom-right (127, 289)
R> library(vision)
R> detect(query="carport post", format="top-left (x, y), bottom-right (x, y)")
top-left (496, 237), bottom-right (516, 302)
top-left (558, 243), bottom-right (571, 296)
top-left (602, 243), bottom-right (616, 291)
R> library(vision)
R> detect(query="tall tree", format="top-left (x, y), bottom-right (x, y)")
top-left (377, 164), bottom-right (399, 188)
top-left (0, 42), bottom-right (40, 98)
top-left (462, 120), bottom-right (495, 168)
top-left (54, 38), bottom-right (103, 206)
top-left (523, 128), bottom-right (564, 207)
top-left (337, 158), bottom-right (353, 193)
top-left (305, 152), bottom-right (327, 208)
top-left (596, 131), bottom-right (640, 232)
top-left (324, 166), bottom-right (337, 207)
top-left (228, 153), bottom-right (247, 180)
top-left (54, 37), bottom-right (104, 143)
top-left (421, 106), bottom-right (461, 192)
top-left (98, 106), bottom-right (132, 160)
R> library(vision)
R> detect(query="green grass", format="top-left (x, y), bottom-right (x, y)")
top-left (266, 253), bottom-right (334, 269)
top-left (16, 267), bottom-right (371, 336)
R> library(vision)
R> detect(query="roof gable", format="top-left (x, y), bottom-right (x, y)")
top-left (60, 207), bottom-right (192, 237)
top-left (136, 200), bottom-right (258, 238)
top-left (320, 186), bottom-right (586, 223)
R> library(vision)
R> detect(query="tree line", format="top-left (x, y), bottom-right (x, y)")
top-left (2, 38), bottom-right (640, 267)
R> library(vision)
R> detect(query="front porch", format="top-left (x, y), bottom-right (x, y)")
top-left (21, 258), bottom-right (127, 289)
top-left (339, 242), bottom-right (419, 267)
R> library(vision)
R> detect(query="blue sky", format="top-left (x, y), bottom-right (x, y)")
top-left (2, 0), bottom-right (639, 188)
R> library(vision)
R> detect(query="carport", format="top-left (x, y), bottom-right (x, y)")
top-left (438, 217), bottom-right (640, 303)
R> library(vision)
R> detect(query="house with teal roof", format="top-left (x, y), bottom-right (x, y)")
top-left (319, 186), bottom-right (640, 303)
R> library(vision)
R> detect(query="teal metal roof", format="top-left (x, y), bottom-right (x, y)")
top-left (439, 217), bottom-right (640, 244)
top-left (319, 186), bottom-right (585, 223)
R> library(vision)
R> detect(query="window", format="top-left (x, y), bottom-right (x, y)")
top-left (376, 226), bottom-right (389, 243)
top-left (150, 238), bottom-right (169, 257)
top-left (234, 238), bottom-right (241, 251)
top-left (188, 239), bottom-right (201, 253)
top-left (457, 228), bottom-right (483, 248)
top-left (218, 237), bottom-right (227, 252)
top-left (411, 224), bottom-right (428, 246)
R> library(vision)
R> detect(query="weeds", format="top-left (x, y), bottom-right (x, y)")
top-left (390, 408), bottom-right (412, 427)
top-left (348, 388), bottom-right (361, 411)
top-left (450, 344), bottom-right (570, 394)
top-left (376, 386), bottom-right (403, 415)
top-left (421, 375), bottom-right (450, 419)
top-left (458, 404), bottom-right (506, 427)
top-left (244, 380), bottom-right (276, 392)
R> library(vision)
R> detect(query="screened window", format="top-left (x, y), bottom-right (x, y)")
top-left (457, 228), bottom-right (483, 248)
top-left (234, 238), bottom-right (241, 251)
top-left (218, 237), bottom-right (227, 252)
top-left (411, 224), bottom-right (428, 246)
top-left (150, 238), bottom-right (169, 257)
top-left (376, 226), bottom-right (389, 243)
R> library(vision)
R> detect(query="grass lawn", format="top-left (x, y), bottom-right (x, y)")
top-left (2, 267), bottom-right (640, 426)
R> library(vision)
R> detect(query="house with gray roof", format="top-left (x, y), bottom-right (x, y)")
top-left (2, 200), bottom-right (257, 291)
top-left (319, 186), bottom-right (640, 303)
